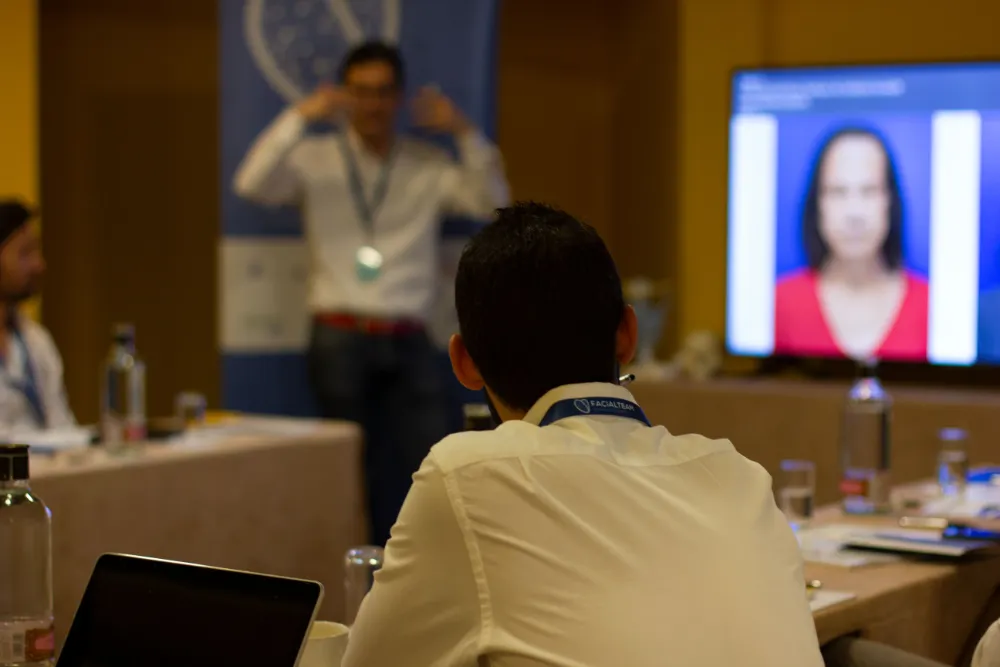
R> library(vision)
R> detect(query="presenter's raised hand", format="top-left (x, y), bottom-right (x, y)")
top-left (411, 86), bottom-right (471, 135)
top-left (296, 84), bottom-right (352, 122)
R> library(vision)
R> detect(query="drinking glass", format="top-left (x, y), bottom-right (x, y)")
top-left (344, 545), bottom-right (383, 625)
top-left (174, 392), bottom-right (207, 428)
top-left (779, 459), bottom-right (816, 531)
top-left (937, 427), bottom-right (969, 498)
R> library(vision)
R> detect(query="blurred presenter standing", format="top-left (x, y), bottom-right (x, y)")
top-left (234, 42), bottom-right (509, 546)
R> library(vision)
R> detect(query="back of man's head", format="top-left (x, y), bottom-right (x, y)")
top-left (455, 202), bottom-right (626, 412)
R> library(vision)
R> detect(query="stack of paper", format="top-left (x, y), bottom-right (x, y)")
top-left (16, 428), bottom-right (93, 454)
top-left (796, 524), bottom-right (902, 567)
top-left (810, 590), bottom-right (856, 613)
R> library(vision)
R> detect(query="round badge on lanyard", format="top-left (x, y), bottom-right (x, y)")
top-left (355, 245), bottom-right (384, 282)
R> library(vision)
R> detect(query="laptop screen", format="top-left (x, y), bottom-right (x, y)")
top-left (57, 554), bottom-right (323, 667)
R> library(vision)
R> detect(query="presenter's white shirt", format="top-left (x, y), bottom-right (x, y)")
top-left (232, 109), bottom-right (509, 320)
top-left (0, 318), bottom-right (75, 434)
top-left (343, 382), bottom-right (824, 667)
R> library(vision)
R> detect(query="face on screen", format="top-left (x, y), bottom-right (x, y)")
top-left (817, 134), bottom-right (891, 265)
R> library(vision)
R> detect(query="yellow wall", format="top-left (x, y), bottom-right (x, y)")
top-left (0, 0), bottom-right (39, 320)
top-left (677, 0), bottom-right (1000, 341)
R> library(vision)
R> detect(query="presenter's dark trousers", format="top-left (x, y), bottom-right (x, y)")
top-left (308, 316), bottom-right (449, 547)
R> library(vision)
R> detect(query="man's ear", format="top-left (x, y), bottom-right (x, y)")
top-left (449, 333), bottom-right (485, 391)
top-left (616, 305), bottom-right (639, 366)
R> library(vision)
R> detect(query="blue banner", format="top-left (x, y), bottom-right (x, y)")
top-left (219, 0), bottom-right (499, 415)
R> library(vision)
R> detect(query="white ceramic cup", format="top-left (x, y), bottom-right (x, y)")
top-left (299, 621), bottom-right (350, 667)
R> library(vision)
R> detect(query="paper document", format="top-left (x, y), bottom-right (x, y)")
top-left (810, 590), bottom-right (856, 613)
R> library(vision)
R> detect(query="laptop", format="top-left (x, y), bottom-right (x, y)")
top-left (57, 553), bottom-right (324, 667)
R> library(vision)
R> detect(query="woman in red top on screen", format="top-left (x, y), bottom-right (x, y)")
top-left (774, 128), bottom-right (928, 361)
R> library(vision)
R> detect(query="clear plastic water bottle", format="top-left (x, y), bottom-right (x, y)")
top-left (344, 546), bottom-right (383, 625)
top-left (839, 360), bottom-right (893, 514)
top-left (100, 323), bottom-right (147, 449)
top-left (937, 427), bottom-right (969, 497)
top-left (0, 445), bottom-right (54, 666)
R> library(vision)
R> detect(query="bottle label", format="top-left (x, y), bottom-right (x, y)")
top-left (124, 421), bottom-right (147, 441)
top-left (0, 624), bottom-right (55, 663)
top-left (840, 477), bottom-right (869, 496)
top-left (26, 626), bottom-right (55, 662)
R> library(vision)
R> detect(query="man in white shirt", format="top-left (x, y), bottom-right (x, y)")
top-left (234, 42), bottom-right (509, 545)
top-left (0, 201), bottom-right (74, 434)
top-left (343, 202), bottom-right (824, 667)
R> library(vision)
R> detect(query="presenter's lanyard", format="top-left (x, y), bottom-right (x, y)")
top-left (1, 328), bottom-right (46, 428)
top-left (538, 397), bottom-right (651, 428)
top-left (338, 134), bottom-right (396, 281)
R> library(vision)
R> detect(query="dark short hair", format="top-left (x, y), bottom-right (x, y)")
top-left (0, 199), bottom-right (34, 245)
top-left (337, 41), bottom-right (405, 89)
top-left (455, 202), bottom-right (625, 412)
top-left (801, 127), bottom-right (904, 270)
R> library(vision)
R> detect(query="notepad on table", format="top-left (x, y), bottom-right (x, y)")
top-left (844, 528), bottom-right (998, 558)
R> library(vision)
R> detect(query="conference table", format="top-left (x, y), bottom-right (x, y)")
top-left (30, 417), bottom-right (366, 648)
top-left (807, 503), bottom-right (1000, 666)
top-left (26, 412), bottom-right (1000, 662)
top-left (632, 377), bottom-right (1000, 663)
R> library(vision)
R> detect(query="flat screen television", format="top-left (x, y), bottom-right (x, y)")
top-left (725, 61), bottom-right (1000, 367)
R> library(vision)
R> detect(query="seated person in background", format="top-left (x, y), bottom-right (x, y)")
top-left (0, 201), bottom-right (74, 432)
top-left (343, 202), bottom-right (823, 667)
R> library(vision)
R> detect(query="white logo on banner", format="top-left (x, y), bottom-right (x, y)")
top-left (244, 0), bottom-right (402, 103)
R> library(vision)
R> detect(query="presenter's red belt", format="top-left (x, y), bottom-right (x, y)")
top-left (314, 312), bottom-right (424, 335)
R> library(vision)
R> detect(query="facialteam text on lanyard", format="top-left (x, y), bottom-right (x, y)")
top-left (338, 134), bottom-right (398, 282)
top-left (538, 397), bottom-right (651, 428)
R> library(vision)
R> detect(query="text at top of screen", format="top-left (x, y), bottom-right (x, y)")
top-left (732, 62), bottom-right (1000, 116)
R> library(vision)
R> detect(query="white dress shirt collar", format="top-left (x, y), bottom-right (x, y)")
top-left (345, 125), bottom-right (394, 163)
top-left (522, 381), bottom-right (637, 425)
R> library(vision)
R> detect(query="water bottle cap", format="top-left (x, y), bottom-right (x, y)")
top-left (112, 322), bottom-right (135, 343)
top-left (0, 444), bottom-right (30, 482)
top-left (858, 358), bottom-right (879, 378)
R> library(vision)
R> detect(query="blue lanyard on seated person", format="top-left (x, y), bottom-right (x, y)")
top-left (2, 327), bottom-right (46, 428)
top-left (538, 397), bottom-right (651, 428)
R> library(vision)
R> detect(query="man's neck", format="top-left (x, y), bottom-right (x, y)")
top-left (821, 257), bottom-right (893, 288)
top-left (351, 126), bottom-right (394, 159)
top-left (487, 377), bottom-right (623, 424)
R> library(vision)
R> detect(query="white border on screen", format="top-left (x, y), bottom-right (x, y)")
top-left (726, 114), bottom-right (778, 356)
top-left (928, 111), bottom-right (982, 365)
